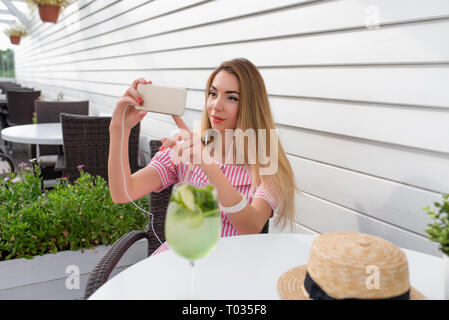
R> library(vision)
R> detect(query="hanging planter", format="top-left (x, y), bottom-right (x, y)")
top-left (26, 0), bottom-right (76, 24)
top-left (38, 4), bottom-right (61, 23)
top-left (9, 36), bottom-right (21, 45)
top-left (3, 24), bottom-right (29, 46)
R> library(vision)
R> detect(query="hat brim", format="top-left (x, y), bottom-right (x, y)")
top-left (277, 265), bottom-right (426, 300)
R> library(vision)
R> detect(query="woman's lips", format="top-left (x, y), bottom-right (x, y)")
top-left (211, 115), bottom-right (224, 123)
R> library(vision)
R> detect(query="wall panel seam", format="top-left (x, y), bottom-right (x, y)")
top-left (295, 190), bottom-right (432, 239)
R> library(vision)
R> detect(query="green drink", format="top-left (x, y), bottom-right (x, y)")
top-left (165, 183), bottom-right (221, 262)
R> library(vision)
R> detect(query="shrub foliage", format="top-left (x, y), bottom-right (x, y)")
top-left (0, 165), bottom-right (148, 260)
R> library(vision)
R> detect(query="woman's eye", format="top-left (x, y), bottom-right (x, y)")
top-left (208, 92), bottom-right (238, 101)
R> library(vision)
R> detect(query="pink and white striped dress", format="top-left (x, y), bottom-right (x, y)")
top-left (147, 146), bottom-right (278, 255)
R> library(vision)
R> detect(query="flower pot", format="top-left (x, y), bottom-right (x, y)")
top-left (38, 4), bottom-right (61, 23)
top-left (9, 36), bottom-right (20, 45)
top-left (445, 254), bottom-right (449, 300)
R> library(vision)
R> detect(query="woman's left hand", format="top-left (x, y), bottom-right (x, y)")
top-left (159, 116), bottom-right (213, 167)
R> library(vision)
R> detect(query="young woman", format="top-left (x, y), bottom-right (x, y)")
top-left (108, 58), bottom-right (299, 254)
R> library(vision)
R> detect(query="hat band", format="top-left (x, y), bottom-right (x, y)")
top-left (304, 272), bottom-right (410, 300)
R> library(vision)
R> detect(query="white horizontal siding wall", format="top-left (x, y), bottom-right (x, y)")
top-left (13, 0), bottom-right (449, 256)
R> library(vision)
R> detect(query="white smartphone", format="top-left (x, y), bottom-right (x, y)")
top-left (135, 84), bottom-right (187, 116)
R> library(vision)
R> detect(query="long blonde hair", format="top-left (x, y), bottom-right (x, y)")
top-left (198, 58), bottom-right (299, 230)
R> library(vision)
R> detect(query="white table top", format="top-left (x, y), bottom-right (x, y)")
top-left (1, 123), bottom-right (62, 145)
top-left (89, 233), bottom-right (445, 300)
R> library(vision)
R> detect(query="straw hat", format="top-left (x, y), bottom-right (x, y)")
top-left (278, 232), bottom-right (425, 300)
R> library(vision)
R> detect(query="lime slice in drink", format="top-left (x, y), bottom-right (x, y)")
top-left (177, 185), bottom-right (196, 211)
top-left (170, 191), bottom-right (179, 203)
top-left (186, 206), bottom-right (204, 228)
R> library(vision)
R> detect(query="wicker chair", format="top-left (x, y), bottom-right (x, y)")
top-left (6, 87), bottom-right (33, 91)
top-left (83, 139), bottom-right (269, 299)
top-left (59, 113), bottom-right (140, 183)
top-left (34, 101), bottom-right (89, 181)
top-left (4, 89), bottom-right (40, 155)
top-left (0, 84), bottom-right (23, 125)
top-left (6, 89), bottom-right (41, 126)
top-left (0, 99), bottom-right (7, 130)
top-left (36, 100), bottom-right (89, 123)
top-left (0, 82), bottom-right (21, 94)
top-left (1, 87), bottom-right (33, 124)
top-left (4, 87), bottom-right (35, 120)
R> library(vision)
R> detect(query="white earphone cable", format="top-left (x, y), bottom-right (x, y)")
top-left (121, 104), bottom-right (162, 246)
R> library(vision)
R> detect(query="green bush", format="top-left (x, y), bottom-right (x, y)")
top-left (0, 164), bottom-right (148, 260)
top-left (424, 194), bottom-right (449, 256)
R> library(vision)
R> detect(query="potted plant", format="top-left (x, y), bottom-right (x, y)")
top-left (3, 24), bottom-right (29, 45)
top-left (26, 0), bottom-right (75, 23)
top-left (424, 194), bottom-right (449, 299)
top-left (0, 163), bottom-right (149, 299)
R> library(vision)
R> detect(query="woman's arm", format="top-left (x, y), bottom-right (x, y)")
top-left (108, 125), bottom-right (163, 203)
top-left (108, 78), bottom-right (163, 203)
top-left (199, 162), bottom-right (272, 234)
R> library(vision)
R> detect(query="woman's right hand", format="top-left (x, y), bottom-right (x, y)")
top-left (110, 77), bottom-right (152, 131)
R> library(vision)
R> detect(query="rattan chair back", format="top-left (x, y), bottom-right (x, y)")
top-left (35, 100), bottom-right (89, 156)
top-left (6, 89), bottom-right (41, 126)
top-left (60, 113), bottom-right (140, 183)
top-left (0, 82), bottom-right (21, 93)
top-left (6, 87), bottom-right (33, 91)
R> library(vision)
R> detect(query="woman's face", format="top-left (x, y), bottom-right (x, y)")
top-left (206, 70), bottom-right (240, 133)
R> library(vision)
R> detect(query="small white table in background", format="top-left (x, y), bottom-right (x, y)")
top-left (89, 233), bottom-right (445, 300)
top-left (1, 123), bottom-right (62, 157)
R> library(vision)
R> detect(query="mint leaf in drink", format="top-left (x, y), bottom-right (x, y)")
top-left (193, 188), bottom-right (206, 206)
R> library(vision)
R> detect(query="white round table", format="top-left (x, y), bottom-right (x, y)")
top-left (88, 233), bottom-right (445, 300)
top-left (1, 123), bottom-right (62, 145)
top-left (1, 123), bottom-right (62, 157)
